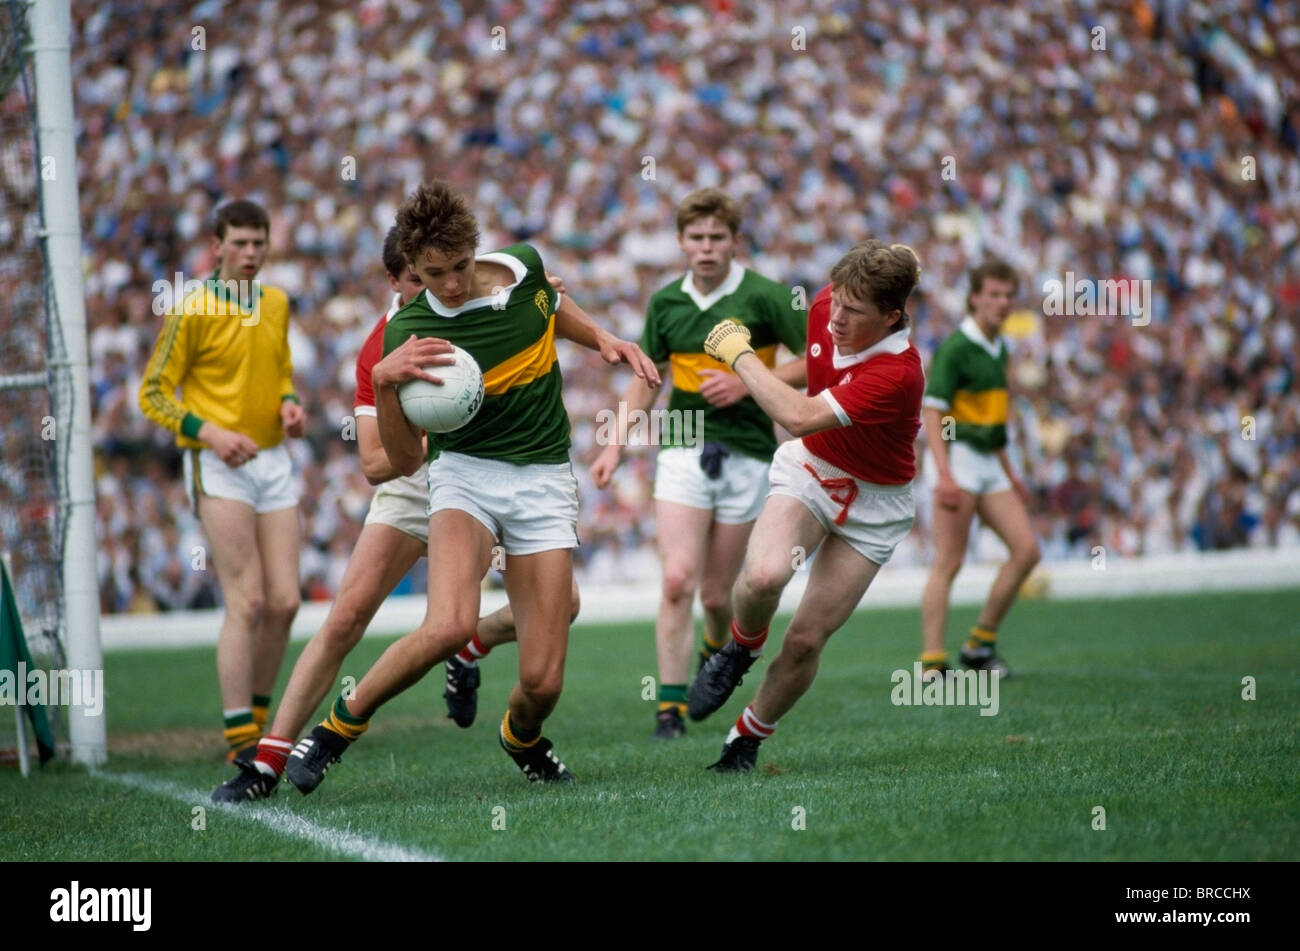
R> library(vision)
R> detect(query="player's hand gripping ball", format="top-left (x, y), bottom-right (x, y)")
top-left (704, 319), bottom-right (754, 368)
top-left (398, 346), bottom-right (484, 433)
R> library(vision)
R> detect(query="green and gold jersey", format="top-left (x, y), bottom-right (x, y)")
top-left (922, 317), bottom-right (1008, 452)
top-left (384, 243), bottom-right (570, 465)
top-left (640, 262), bottom-right (805, 460)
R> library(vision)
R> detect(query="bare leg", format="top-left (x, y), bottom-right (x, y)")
top-left (973, 490), bottom-right (1041, 631)
top-left (751, 535), bottom-right (881, 724)
top-left (269, 523), bottom-right (424, 738)
top-left (919, 489), bottom-right (977, 655)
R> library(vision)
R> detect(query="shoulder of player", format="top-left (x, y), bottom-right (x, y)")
top-left (259, 283), bottom-right (289, 308)
top-left (648, 273), bottom-right (689, 307)
top-left (487, 243), bottom-right (545, 280)
top-left (734, 266), bottom-right (789, 297)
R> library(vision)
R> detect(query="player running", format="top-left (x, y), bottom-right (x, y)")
top-left (210, 228), bottom-right (578, 802)
top-left (918, 261), bottom-right (1040, 680)
top-left (589, 188), bottom-right (805, 739)
top-left (688, 241), bottom-right (925, 772)
top-left (139, 199), bottom-right (304, 761)
top-left (283, 180), bottom-right (658, 791)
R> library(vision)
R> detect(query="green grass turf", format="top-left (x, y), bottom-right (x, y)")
top-left (3, 587), bottom-right (1297, 861)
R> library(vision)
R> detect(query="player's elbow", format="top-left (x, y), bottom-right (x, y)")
top-left (785, 407), bottom-right (830, 438)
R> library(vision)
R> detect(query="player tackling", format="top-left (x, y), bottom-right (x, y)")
top-left (689, 240), bottom-right (925, 771)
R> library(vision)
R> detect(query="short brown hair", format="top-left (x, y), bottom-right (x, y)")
top-left (829, 240), bottom-right (922, 327)
top-left (213, 200), bottom-right (269, 239)
top-left (675, 188), bottom-right (741, 236)
top-left (966, 260), bottom-right (1019, 312)
top-left (396, 180), bottom-right (480, 264)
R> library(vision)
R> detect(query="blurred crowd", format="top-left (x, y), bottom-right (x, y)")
top-left (41, 0), bottom-right (1300, 613)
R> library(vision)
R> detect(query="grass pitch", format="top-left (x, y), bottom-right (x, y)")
top-left (4, 587), bottom-right (1297, 861)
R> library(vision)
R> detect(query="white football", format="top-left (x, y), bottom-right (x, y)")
top-left (397, 346), bottom-right (484, 433)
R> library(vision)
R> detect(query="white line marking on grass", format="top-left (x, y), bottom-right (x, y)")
top-left (95, 771), bottom-right (444, 862)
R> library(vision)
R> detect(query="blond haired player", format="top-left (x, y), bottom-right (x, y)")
top-left (690, 241), bottom-right (925, 772)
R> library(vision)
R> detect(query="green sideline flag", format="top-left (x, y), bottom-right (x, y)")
top-left (1, 560), bottom-right (56, 763)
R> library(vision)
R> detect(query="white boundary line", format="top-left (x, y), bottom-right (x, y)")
top-left (94, 770), bottom-right (444, 862)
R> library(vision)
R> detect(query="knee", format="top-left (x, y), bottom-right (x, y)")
top-left (698, 584), bottom-right (730, 616)
top-left (661, 568), bottom-right (698, 605)
top-left (226, 585), bottom-right (265, 627)
top-left (320, 601), bottom-right (369, 653)
top-left (415, 617), bottom-right (477, 666)
top-left (739, 560), bottom-right (789, 603)
top-left (1014, 543), bottom-right (1041, 571)
top-left (781, 627), bottom-right (825, 667)
top-left (930, 556), bottom-right (964, 583)
top-left (264, 592), bottom-right (300, 628)
top-left (518, 668), bottom-right (563, 709)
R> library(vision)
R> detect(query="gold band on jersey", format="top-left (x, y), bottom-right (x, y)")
top-left (669, 345), bottom-right (776, 393)
top-left (949, 388), bottom-right (1008, 426)
top-left (482, 314), bottom-right (558, 396)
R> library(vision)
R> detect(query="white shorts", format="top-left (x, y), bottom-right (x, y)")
top-left (767, 439), bottom-right (915, 566)
top-left (425, 451), bottom-right (579, 556)
top-left (652, 445), bottom-right (769, 524)
top-left (927, 441), bottom-right (1011, 496)
top-left (183, 444), bottom-right (299, 514)
top-left (363, 464), bottom-right (430, 542)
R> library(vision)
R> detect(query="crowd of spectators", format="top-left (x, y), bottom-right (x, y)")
top-left (18, 0), bottom-right (1300, 614)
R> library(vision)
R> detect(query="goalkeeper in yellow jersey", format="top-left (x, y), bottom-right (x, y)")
top-left (138, 199), bottom-right (304, 762)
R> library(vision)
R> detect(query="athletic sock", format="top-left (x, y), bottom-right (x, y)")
top-left (223, 708), bottom-right (260, 755)
top-left (729, 704), bottom-right (777, 743)
top-left (965, 626), bottom-right (997, 657)
top-left (701, 627), bottom-right (728, 663)
top-left (657, 683), bottom-right (687, 718)
top-left (499, 711), bottom-right (541, 752)
top-left (252, 735), bottom-right (295, 777)
top-left (251, 693), bottom-right (272, 730)
top-left (455, 633), bottom-right (490, 667)
top-left (921, 650), bottom-right (949, 671)
top-left (730, 618), bottom-right (768, 655)
top-left (321, 694), bottom-right (370, 742)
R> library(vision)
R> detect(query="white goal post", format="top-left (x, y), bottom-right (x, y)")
top-left (31, 0), bottom-right (105, 766)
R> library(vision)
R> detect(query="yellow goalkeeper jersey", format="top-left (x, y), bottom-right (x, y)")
top-left (138, 275), bottom-right (298, 449)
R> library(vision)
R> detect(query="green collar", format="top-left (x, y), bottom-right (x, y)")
top-left (207, 270), bottom-right (262, 311)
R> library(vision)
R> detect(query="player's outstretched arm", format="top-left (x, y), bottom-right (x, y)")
top-left (553, 293), bottom-right (661, 388)
top-left (372, 334), bottom-right (455, 477)
top-left (704, 321), bottom-right (837, 437)
top-left (589, 368), bottom-right (667, 488)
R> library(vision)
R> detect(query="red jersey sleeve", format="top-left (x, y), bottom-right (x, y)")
top-left (822, 360), bottom-right (911, 426)
top-left (353, 315), bottom-right (388, 417)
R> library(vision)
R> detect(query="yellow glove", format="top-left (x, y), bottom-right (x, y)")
top-left (704, 319), bottom-right (754, 368)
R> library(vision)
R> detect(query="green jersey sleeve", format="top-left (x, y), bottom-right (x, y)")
top-left (923, 336), bottom-right (960, 410)
top-left (765, 282), bottom-right (806, 354)
top-left (639, 294), bottom-right (671, 364)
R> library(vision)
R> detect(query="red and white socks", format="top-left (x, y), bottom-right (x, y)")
top-left (725, 703), bottom-right (777, 746)
top-left (252, 735), bottom-right (295, 777)
top-left (455, 633), bottom-right (491, 667)
top-left (730, 619), bottom-right (768, 656)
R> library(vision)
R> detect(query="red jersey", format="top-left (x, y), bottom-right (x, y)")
top-left (353, 293), bottom-right (402, 417)
top-left (801, 284), bottom-right (923, 484)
